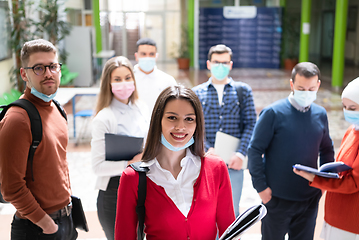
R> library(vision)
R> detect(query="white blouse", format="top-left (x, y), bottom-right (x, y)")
top-left (140, 149), bottom-right (202, 217)
top-left (91, 98), bottom-right (149, 190)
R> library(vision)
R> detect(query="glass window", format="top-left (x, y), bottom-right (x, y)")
top-left (166, 0), bottom-right (180, 11)
top-left (109, 12), bottom-right (124, 56)
top-left (123, 0), bottom-right (143, 11)
top-left (105, 0), bottom-right (181, 61)
top-left (108, 0), bottom-right (122, 11)
top-left (146, 0), bottom-right (165, 11)
top-left (67, 9), bottom-right (82, 26)
top-left (166, 12), bottom-right (180, 59)
top-left (0, 2), bottom-right (11, 61)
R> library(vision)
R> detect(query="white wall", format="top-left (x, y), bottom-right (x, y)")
top-left (65, 26), bottom-right (94, 87)
top-left (0, 58), bottom-right (14, 95)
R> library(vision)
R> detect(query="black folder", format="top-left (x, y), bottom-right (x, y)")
top-left (71, 195), bottom-right (89, 232)
top-left (105, 133), bottom-right (144, 161)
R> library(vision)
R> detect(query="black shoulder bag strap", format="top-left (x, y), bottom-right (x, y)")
top-left (234, 82), bottom-right (245, 134)
top-left (130, 161), bottom-right (149, 240)
top-left (0, 99), bottom-right (42, 181)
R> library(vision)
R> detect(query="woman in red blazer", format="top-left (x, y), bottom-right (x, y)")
top-left (115, 85), bottom-right (235, 240)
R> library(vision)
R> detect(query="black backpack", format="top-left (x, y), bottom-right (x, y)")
top-left (233, 81), bottom-right (247, 134)
top-left (129, 161), bottom-right (149, 240)
top-left (0, 98), bottom-right (67, 203)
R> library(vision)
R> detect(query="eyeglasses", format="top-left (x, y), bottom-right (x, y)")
top-left (210, 61), bottom-right (231, 65)
top-left (24, 63), bottom-right (62, 76)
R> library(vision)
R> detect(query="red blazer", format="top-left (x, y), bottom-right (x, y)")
top-left (311, 127), bottom-right (359, 234)
top-left (115, 155), bottom-right (235, 240)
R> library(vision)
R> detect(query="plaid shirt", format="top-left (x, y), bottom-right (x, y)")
top-left (192, 78), bottom-right (257, 156)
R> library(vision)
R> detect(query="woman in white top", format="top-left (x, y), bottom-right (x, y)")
top-left (91, 56), bottom-right (149, 240)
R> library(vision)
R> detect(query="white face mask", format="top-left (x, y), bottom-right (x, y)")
top-left (138, 57), bottom-right (156, 72)
top-left (293, 90), bottom-right (317, 107)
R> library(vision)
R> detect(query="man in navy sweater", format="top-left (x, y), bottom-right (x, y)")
top-left (248, 62), bottom-right (334, 240)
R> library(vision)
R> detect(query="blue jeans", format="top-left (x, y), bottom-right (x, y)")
top-left (228, 168), bottom-right (244, 217)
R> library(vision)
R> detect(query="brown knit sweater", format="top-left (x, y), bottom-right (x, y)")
top-left (0, 87), bottom-right (71, 223)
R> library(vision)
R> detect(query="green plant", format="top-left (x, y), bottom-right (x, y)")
top-left (36, 0), bottom-right (72, 63)
top-left (281, 11), bottom-right (300, 60)
top-left (170, 25), bottom-right (190, 59)
top-left (179, 25), bottom-right (189, 58)
top-left (8, 0), bottom-right (72, 92)
top-left (9, 0), bottom-right (39, 92)
top-left (60, 64), bottom-right (78, 86)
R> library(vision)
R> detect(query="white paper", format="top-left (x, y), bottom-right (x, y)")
top-left (214, 131), bottom-right (240, 164)
top-left (223, 6), bottom-right (257, 19)
top-left (302, 23), bottom-right (310, 34)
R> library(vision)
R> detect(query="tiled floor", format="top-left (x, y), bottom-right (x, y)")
top-left (0, 63), bottom-right (355, 240)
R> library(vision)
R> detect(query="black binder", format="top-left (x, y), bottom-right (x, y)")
top-left (105, 133), bottom-right (144, 161)
top-left (71, 195), bottom-right (89, 232)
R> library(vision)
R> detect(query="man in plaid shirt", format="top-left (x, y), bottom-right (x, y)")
top-left (192, 44), bottom-right (256, 217)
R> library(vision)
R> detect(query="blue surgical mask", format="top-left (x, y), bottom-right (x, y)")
top-left (343, 109), bottom-right (359, 126)
top-left (138, 57), bottom-right (156, 72)
top-left (31, 87), bottom-right (57, 102)
top-left (293, 90), bottom-right (317, 107)
top-left (210, 64), bottom-right (230, 81)
top-left (161, 134), bottom-right (194, 152)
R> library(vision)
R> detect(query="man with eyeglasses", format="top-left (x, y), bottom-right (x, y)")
top-left (0, 39), bottom-right (77, 239)
top-left (192, 44), bottom-right (257, 217)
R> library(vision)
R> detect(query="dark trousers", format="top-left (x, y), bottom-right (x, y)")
top-left (97, 176), bottom-right (120, 240)
top-left (261, 192), bottom-right (322, 240)
top-left (11, 214), bottom-right (77, 240)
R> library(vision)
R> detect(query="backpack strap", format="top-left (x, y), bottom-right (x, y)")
top-left (129, 161), bottom-right (149, 240)
top-left (0, 99), bottom-right (67, 181)
top-left (233, 82), bottom-right (245, 134)
top-left (0, 99), bottom-right (42, 181)
top-left (52, 99), bottom-right (67, 121)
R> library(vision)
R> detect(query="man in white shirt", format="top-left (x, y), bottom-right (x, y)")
top-left (134, 38), bottom-right (177, 114)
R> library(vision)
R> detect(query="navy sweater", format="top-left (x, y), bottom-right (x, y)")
top-left (248, 98), bottom-right (334, 201)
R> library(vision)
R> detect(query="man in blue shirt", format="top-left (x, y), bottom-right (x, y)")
top-left (248, 62), bottom-right (335, 240)
top-left (192, 44), bottom-right (257, 217)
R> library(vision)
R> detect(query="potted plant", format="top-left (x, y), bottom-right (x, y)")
top-left (281, 12), bottom-right (300, 70)
top-left (173, 25), bottom-right (190, 70)
top-left (36, 0), bottom-right (72, 63)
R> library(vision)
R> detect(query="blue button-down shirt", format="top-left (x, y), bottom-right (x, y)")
top-left (192, 78), bottom-right (257, 156)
